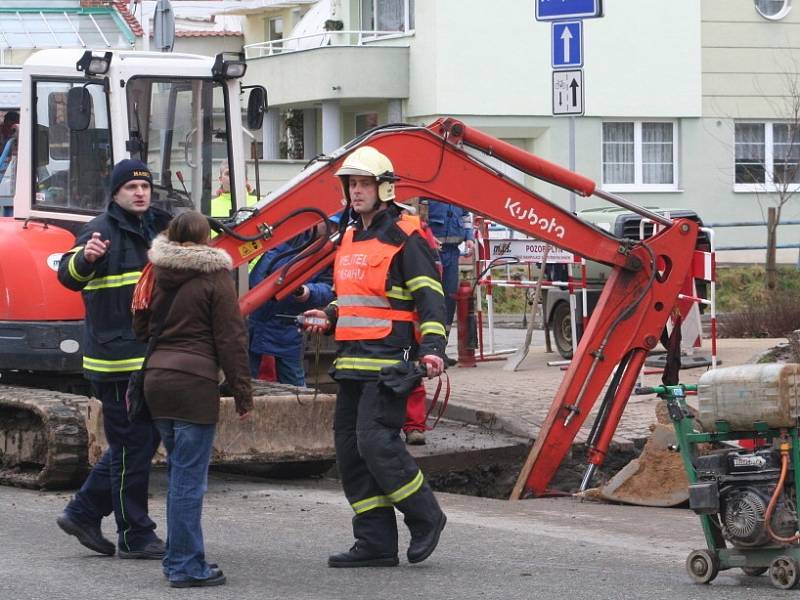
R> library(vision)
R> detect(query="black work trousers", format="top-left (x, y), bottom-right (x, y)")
top-left (65, 379), bottom-right (161, 551)
top-left (334, 379), bottom-right (442, 555)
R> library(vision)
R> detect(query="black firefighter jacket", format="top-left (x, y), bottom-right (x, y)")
top-left (324, 207), bottom-right (448, 381)
top-left (57, 201), bottom-right (171, 381)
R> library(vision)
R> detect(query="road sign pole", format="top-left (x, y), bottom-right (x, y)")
top-left (569, 116), bottom-right (576, 213)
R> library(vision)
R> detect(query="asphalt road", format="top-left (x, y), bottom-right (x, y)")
top-left (0, 470), bottom-right (785, 599)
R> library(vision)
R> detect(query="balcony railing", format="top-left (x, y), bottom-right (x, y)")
top-left (244, 29), bottom-right (412, 59)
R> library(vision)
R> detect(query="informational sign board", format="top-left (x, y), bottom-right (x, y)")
top-left (535, 0), bottom-right (602, 21)
top-left (552, 21), bottom-right (582, 69)
top-left (553, 69), bottom-right (583, 115)
top-left (552, 69), bottom-right (584, 115)
top-left (488, 239), bottom-right (574, 264)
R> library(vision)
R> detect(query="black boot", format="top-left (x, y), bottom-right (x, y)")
top-left (407, 512), bottom-right (446, 563)
top-left (396, 483), bottom-right (447, 564)
top-left (328, 544), bottom-right (399, 568)
top-left (329, 508), bottom-right (399, 568)
top-left (56, 513), bottom-right (115, 556)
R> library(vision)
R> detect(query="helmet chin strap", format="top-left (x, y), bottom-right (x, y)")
top-left (336, 202), bottom-right (351, 245)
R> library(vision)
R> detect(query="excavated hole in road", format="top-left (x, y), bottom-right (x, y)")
top-left (426, 441), bottom-right (642, 500)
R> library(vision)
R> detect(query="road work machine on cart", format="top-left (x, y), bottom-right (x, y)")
top-left (642, 363), bottom-right (800, 589)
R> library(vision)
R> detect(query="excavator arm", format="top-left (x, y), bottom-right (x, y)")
top-left (216, 118), bottom-right (698, 497)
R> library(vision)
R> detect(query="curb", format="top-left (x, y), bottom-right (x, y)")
top-left (434, 401), bottom-right (639, 453)
top-left (432, 401), bottom-right (532, 439)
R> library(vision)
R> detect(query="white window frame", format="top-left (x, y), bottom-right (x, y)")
top-left (754, 0), bottom-right (792, 20)
top-left (734, 121), bottom-right (800, 193)
top-left (360, 0), bottom-right (415, 34)
top-left (600, 120), bottom-right (680, 193)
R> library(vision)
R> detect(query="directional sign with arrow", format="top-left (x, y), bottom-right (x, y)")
top-left (552, 70), bottom-right (583, 116)
top-left (552, 21), bottom-right (582, 68)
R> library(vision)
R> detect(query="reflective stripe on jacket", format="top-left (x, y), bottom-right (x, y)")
top-left (334, 215), bottom-right (421, 341)
top-left (325, 208), bottom-right (447, 380)
top-left (57, 201), bottom-right (171, 381)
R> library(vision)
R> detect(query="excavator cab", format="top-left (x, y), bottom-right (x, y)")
top-left (0, 50), bottom-right (304, 490)
top-left (20, 50), bottom-right (261, 223)
top-left (124, 77), bottom-right (222, 216)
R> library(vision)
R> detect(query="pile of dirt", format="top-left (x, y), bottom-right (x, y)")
top-left (611, 439), bottom-right (687, 504)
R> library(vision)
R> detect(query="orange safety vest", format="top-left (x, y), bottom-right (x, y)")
top-left (334, 214), bottom-right (422, 341)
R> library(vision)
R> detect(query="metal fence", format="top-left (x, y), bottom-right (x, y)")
top-left (705, 219), bottom-right (800, 252)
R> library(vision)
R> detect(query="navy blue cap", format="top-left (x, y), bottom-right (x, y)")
top-left (111, 159), bottom-right (152, 196)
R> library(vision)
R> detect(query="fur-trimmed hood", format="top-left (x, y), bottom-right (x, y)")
top-left (149, 234), bottom-right (233, 290)
top-left (148, 234), bottom-right (232, 271)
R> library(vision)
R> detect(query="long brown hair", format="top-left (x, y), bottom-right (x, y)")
top-left (167, 210), bottom-right (210, 244)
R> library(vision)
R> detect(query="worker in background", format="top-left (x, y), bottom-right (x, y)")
top-left (210, 163), bottom-right (257, 219)
top-left (0, 112), bottom-right (18, 184)
top-left (424, 199), bottom-right (475, 366)
top-left (248, 218), bottom-right (335, 386)
top-left (400, 198), bottom-right (444, 446)
top-left (56, 159), bottom-right (171, 559)
top-left (0, 110), bottom-right (19, 149)
top-left (303, 146), bottom-right (448, 568)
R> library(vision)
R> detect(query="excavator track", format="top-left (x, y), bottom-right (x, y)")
top-left (0, 380), bottom-right (337, 490)
top-left (0, 385), bottom-right (90, 490)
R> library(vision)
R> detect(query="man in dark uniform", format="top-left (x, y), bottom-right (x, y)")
top-left (425, 199), bottom-right (475, 365)
top-left (304, 146), bottom-right (448, 568)
top-left (56, 159), bottom-right (171, 559)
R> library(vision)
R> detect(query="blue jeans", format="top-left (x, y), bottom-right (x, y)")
top-left (155, 419), bottom-right (216, 583)
top-left (276, 356), bottom-right (305, 387)
top-left (439, 244), bottom-right (461, 329)
top-left (250, 350), bottom-right (306, 387)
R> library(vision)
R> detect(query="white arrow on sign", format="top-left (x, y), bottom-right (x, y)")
top-left (560, 26), bottom-right (573, 64)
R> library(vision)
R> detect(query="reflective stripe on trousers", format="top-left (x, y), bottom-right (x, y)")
top-left (351, 470), bottom-right (424, 514)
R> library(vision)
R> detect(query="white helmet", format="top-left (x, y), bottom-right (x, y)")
top-left (336, 146), bottom-right (398, 202)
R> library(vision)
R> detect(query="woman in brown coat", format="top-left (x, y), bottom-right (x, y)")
top-left (133, 210), bottom-right (252, 588)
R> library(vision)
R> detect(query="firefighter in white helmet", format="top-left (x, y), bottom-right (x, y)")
top-left (303, 145), bottom-right (448, 567)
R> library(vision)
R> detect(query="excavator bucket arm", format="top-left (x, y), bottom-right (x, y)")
top-left (217, 119), bottom-right (698, 497)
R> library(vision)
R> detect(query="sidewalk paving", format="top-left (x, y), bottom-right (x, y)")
top-left (430, 328), bottom-right (782, 448)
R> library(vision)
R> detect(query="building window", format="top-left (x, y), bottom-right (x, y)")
top-left (735, 122), bottom-right (800, 191)
top-left (754, 0), bottom-right (792, 20)
top-left (601, 121), bottom-right (677, 191)
top-left (266, 16), bottom-right (283, 50)
top-left (361, 0), bottom-right (414, 32)
top-left (355, 112), bottom-right (379, 136)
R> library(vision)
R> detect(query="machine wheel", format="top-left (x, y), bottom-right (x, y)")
top-left (551, 302), bottom-right (573, 360)
top-left (741, 567), bottom-right (767, 577)
top-left (769, 555), bottom-right (800, 590)
top-left (686, 549), bottom-right (719, 584)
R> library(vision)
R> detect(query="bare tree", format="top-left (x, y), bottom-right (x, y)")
top-left (740, 65), bottom-right (800, 290)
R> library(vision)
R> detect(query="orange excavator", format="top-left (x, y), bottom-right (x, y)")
top-left (0, 51), bottom-right (698, 496)
top-left (211, 118), bottom-right (700, 497)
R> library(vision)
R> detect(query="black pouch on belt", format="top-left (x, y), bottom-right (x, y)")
top-left (377, 361), bottom-right (427, 397)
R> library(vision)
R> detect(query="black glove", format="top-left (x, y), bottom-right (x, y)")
top-left (377, 361), bottom-right (427, 397)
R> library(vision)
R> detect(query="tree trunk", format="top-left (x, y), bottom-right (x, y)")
top-left (766, 207), bottom-right (778, 290)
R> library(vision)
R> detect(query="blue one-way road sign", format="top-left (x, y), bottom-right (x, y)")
top-left (536, 0), bottom-right (602, 21)
top-left (552, 21), bottom-right (582, 68)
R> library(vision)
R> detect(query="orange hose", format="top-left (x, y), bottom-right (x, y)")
top-left (765, 445), bottom-right (800, 544)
